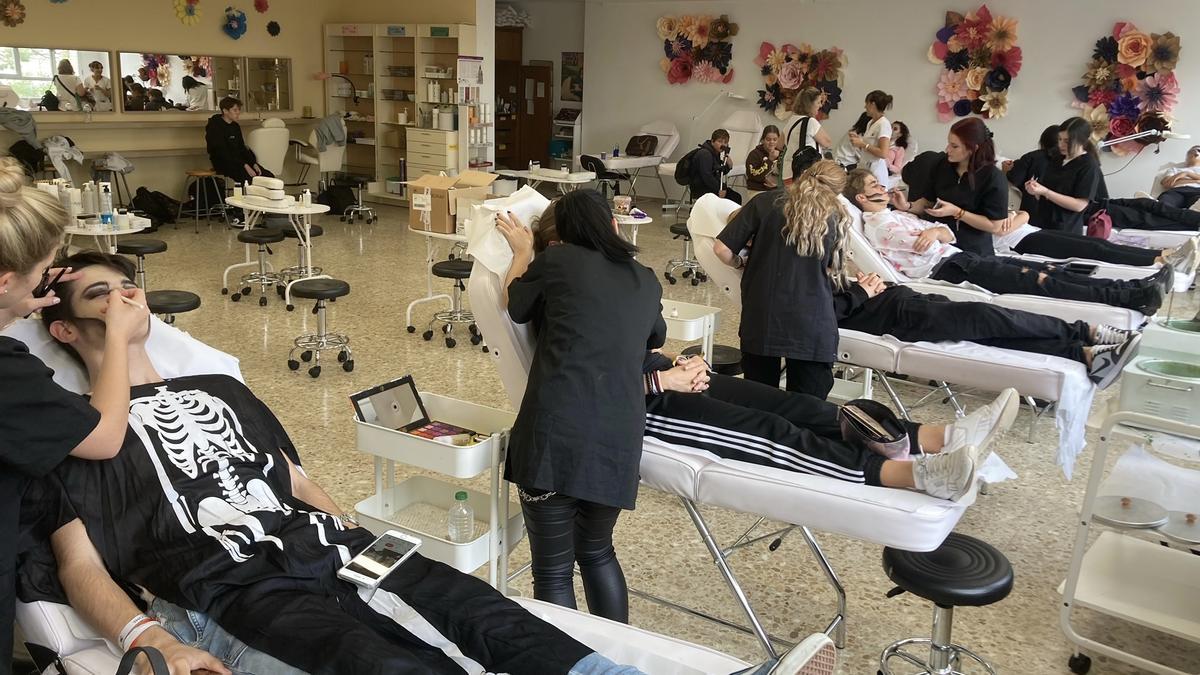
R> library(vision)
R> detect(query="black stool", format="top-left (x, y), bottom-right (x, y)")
top-left (423, 260), bottom-right (483, 350)
top-left (226, 228), bottom-right (285, 306)
top-left (664, 222), bottom-right (706, 286)
top-left (287, 278), bottom-right (353, 378)
top-left (681, 344), bottom-right (743, 377)
top-left (116, 238), bottom-right (168, 290)
top-left (277, 224), bottom-right (325, 292)
top-left (337, 175), bottom-right (376, 224)
top-left (878, 532), bottom-right (1013, 675)
top-left (147, 290), bottom-right (201, 325)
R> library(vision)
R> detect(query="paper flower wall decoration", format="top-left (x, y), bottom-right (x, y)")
top-left (267, 20), bottom-right (279, 36)
top-left (253, 0), bottom-right (267, 11)
top-left (223, 6), bottom-right (247, 40)
top-left (1072, 22), bottom-right (1182, 156)
top-left (754, 42), bottom-right (846, 121)
top-left (656, 14), bottom-right (738, 85)
top-left (928, 5), bottom-right (1020, 121)
top-left (1, 0), bottom-right (25, 26)
top-left (174, 0), bottom-right (200, 26)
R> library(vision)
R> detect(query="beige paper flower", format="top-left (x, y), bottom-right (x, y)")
top-left (965, 67), bottom-right (988, 92)
top-left (1117, 30), bottom-right (1151, 67)
top-left (656, 16), bottom-right (678, 41)
top-left (980, 90), bottom-right (1008, 118)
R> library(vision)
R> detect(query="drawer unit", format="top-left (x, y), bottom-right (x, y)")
top-left (408, 139), bottom-right (454, 156)
top-left (407, 128), bottom-right (456, 145)
top-left (408, 151), bottom-right (459, 170)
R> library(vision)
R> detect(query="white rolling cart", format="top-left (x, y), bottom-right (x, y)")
top-left (661, 299), bottom-right (718, 363)
top-left (353, 393), bottom-right (523, 591)
top-left (1058, 404), bottom-right (1200, 675)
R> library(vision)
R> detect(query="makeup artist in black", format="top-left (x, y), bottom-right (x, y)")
top-left (901, 117), bottom-right (1016, 256)
top-left (0, 157), bottom-right (149, 673)
top-left (1004, 124), bottom-right (1060, 216)
top-left (1024, 117), bottom-right (1105, 233)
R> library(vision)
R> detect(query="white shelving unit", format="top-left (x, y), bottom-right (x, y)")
top-left (551, 109), bottom-right (582, 171)
top-left (1058, 407), bottom-right (1200, 675)
top-left (353, 393), bottom-right (522, 590)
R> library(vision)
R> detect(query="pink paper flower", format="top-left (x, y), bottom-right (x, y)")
top-left (1137, 72), bottom-right (1180, 113)
top-left (667, 56), bottom-right (693, 85)
top-left (692, 60), bottom-right (721, 84)
top-left (936, 68), bottom-right (969, 104)
top-left (777, 60), bottom-right (804, 89)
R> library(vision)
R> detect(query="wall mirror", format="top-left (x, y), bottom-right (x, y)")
top-left (244, 57), bottom-right (292, 112)
top-left (0, 47), bottom-right (113, 111)
top-left (116, 53), bottom-right (242, 112)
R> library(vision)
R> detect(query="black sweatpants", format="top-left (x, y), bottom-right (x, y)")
top-left (645, 373), bottom-right (896, 486)
top-left (840, 286), bottom-right (1090, 364)
top-left (1013, 229), bottom-right (1160, 267)
top-left (1158, 186), bottom-right (1200, 210)
top-left (1099, 197), bottom-right (1200, 231)
top-left (214, 552), bottom-right (592, 675)
top-left (930, 251), bottom-right (1151, 311)
top-left (740, 352), bottom-right (835, 400)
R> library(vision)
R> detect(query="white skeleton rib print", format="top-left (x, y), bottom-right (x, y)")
top-left (128, 385), bottom-right (294, 563)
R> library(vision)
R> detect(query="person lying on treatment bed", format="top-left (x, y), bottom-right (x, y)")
top-left (714, 209), bottom-right (1143, 391)
top-left (532, 204), bottom-right (1015, 502)
top-left (846, 169), bottom-right (1174, 314)
top-left (17, 251), bottom-right (829, 675)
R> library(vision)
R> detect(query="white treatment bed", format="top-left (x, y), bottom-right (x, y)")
top-left (464, 191), bottom-right (973, 659)
top-left (2, 318), bottom-right (755, 675)
top-left (688, 193), bottom-right (1098, 478)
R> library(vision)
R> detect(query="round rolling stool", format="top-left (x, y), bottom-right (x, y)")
top-left (115, 238), bottom-right (168, 290)
top-left (422, 259), bottom-right (484, 350)
top-left (878, 532), bottom-right (1013, 675)
top-left (338, 174), bottom-right (376, 224)
top-left (681, 344), bottom-right (743, 377)
top-left (227, 228), bottom-right (285, 306)
top-left (146, 290), bottom-right (201, 325)
top-left (178, 169), bottom-right (226, 234)
top-left (664, 222), bottom-right (707, 286)
top-left (277, 224), bottom-right (325, 293)
top-left (286, 278), bottom-right (353, 378)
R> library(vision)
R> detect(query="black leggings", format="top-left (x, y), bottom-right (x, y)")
top-left (740, 352), bottom-right (835, 400)
top-left (1098, 197), bottom-right (1200, 231)
top-left (1013, 229), bottom-right (1160, 267)
top-left (519, 491), bottom-right (628, 623)
top-left (1158, 186), bottom-right (1200, 210)
top-left (931, 252), bottom-right (1154, 311)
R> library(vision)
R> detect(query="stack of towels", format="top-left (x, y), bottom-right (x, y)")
top-left (243, 176), bottom-right (295, 208)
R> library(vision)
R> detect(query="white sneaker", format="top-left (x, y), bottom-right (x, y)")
top-left (943, 388), bottom-right (1019, 455)
top-left (1092, 324), bottom-right (1137, 346)
top-left (913, 444), bottom-right (977, 501)
top-left (1165, 237), bottom-right (1198, 276)
top-left (1088, 333), bottom-right (1142, 390)
top-left (767, 633), bottom-right (837, 675)
top-left (1134, 190), bottom-right (1153, 199)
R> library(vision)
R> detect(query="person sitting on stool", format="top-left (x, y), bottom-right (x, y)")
top-left (689, 129), bottom-right (742, 204)
top-left (205, 96), bottom-right (274, 185)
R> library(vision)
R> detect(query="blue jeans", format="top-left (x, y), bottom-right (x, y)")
top-left (149, 598), bottom-right (309, 675)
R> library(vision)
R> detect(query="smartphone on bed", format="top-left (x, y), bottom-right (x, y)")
top-left (1062, 262), bottom-right (1098, 277)
top-left (337, 530), bottom-right (422, 589)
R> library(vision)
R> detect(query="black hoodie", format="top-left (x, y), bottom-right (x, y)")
top-left (204, 113), bottom-right (256, 177)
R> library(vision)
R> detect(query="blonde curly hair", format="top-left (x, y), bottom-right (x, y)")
top-left (0, 157), bottom-right (67, 275)
top-left (778, 159), bottom-right (850, 290)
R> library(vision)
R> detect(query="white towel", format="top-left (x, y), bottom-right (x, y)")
top-left (465, 186), bottom-right (551, 277)
top-left (246, 184), bottom-right (287, 201)
top-left (251, 176), bottom-right (285, 190)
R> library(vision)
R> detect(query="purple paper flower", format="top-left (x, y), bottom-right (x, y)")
top-left (1107, 92), bottom-right (1141, 120)
top-left (664, 36), bottom-right (693, 60)
top-left (698, 41), bottom-right (732, 71)
top-left (936, 26), bottom-right (956, 43)
top-left (943, 49), bottom-right (970, 72)
top-left (1072, 85), bottom-right (1091, 103)
top-left (1093, 36), bottom-right (1118, 63)
top-left (952, 99), bottom-right (973, 116)
top-left (984, 67), bottom-right (1011, 91)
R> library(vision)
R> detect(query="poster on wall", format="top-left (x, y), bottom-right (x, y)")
top-left (561, 51), bottom-right (583, 102)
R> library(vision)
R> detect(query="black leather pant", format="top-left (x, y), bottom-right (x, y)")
top-left (518, 491), bottom-right (628, 623)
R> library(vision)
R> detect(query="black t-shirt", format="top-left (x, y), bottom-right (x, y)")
top-left (718, 192), bottom-right (841, 363)
top-left (1006, 148), bottom-right (1054, 215)
top-left (17, 374), bottom-right (374, 620)
top-left (1035, 154), bottom-right (1103, 233)
top-left (0, 336), bottom-right (99, 670)
top-left (506, 244), bottom-right (666, 510)
top-left (921, 161), bottom-right (1009, 256)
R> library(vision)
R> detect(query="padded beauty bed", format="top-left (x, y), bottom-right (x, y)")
top-left (687, 193), bottom-right (1098, 478)
top-left (464, 189), bottom-right (973, 658)
top-left (2, 318), bottom-right (753, 674)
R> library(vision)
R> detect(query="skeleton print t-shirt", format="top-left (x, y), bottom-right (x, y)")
top-left (19, 375), bottom-right (363, 614)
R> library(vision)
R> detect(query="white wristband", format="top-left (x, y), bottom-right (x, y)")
top-left (117, 613), bottom-right (150, 646)
top-left (121, 620), bottom-right (161, 652)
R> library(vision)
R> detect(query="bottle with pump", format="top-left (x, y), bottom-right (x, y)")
top-left (99, 184), bottom-right (114, 228)
top-left (81, 182), bottom-right (95, 215)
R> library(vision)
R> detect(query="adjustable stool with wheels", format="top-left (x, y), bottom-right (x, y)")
top-left (338, 175), bottom-right (376, 224)
top-left (664, 222), bottom-right (707, 286)
top-left (224, 228), bottom-right (285, 306)
top-left (147, 290), bottom-right (201, 325)
top-left (878, 532), bottom-right (1013, 675)
top-left (116, 238), bottom-right (168, 290)
top-left (287, 278), bottom-right (354, 378)
top-left (277, 224), bottom-right (325, 299)
top-left (681, 344), bottom-right (743, 377)
top-left (421, 260), bottom-right (484, 350)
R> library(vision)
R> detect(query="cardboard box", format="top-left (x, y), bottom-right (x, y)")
top-left (408, 170), bottom-right (498, 234)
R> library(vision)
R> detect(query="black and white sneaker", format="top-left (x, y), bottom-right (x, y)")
top-left (1143, 264), bottom-right (1175, 297)
top-left (1088, 333), bottom-right (1142, 390)
top-left (1092, 324), bottom-right (1137, 346)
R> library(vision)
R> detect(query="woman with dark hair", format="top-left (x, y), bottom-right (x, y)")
top-left (848, 90), bottom-right (893, 185)
top-left (1003, 124), bottom-right (1059, 215)
top-left (496, 189), bottom-right (665, 624)
top-left (885, 120), bottom-right (910, 179)
top-left (182, 75), bottom-right (211, 111)
top-left (833, 112), bottom-right (871, 170)
top-left (1024, 117), bottom-right (1103, 233)
top-left (902, 117), bottom-right (1014, 256)
top-left (745, 125), bottom-right (782, 193)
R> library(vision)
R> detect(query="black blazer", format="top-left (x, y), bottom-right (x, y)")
top-left (505, 244), bottom-right (666, 510)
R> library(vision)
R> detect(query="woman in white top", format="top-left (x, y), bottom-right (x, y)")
top-left (182, 76), bottom-right (212, 111)
top-left (848, 90), bottom-right (893, 187)
top-left (84, 61), bottom-right (112, 112)
top-left (780, 87), bottom-right (834, 183)
top-left (52, 60), bottom-right (86, 111)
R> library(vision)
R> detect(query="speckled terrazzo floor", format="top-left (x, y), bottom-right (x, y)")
top-left (118, 201), bottom-right (1199, 674)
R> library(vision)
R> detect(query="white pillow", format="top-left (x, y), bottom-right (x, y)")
top-left (1, 317), bottom-right (243, 394)
top-left (465, 186), bottom-right (552, 276)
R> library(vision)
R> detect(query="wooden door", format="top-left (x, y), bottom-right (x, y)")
top-left (518, 64), bottom-right (552, 168)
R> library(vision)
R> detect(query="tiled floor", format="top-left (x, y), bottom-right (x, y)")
top-left (131, 201), bottom-right (1199, 674)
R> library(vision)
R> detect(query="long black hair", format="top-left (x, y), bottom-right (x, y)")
top-left (1037, 124), bottom-right (1060, 154)
top-left (892, 121), bottom-right (910, 149)
top-left (553, 189), bottom-right (638, 263)
top-left (1060, 116), bottom-right (1099, 160)
top-left (851, 112), bottom-right (870, 135)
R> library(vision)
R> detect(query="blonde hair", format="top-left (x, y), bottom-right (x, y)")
top-left (779, 159), bottom-right (850, 290)
top-left (0, 158), bottom-right (67, 275)
top-left (57, 59), bottom-right (74, 75)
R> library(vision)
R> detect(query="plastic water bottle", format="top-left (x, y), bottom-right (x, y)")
top-left (81, 182), bottom-right (95, 215)
top-left (99, 184), bottom-right (114, 227)
top-left (447, 491), bottom-right (474, 543)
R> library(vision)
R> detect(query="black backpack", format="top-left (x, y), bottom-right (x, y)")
top-left (785, 116), bottom-right (822, 179)
top-left (673, 148), bottom-right (702, 186)
top-left (316, 184), bottom-right (356, 215)
top-left (131, 187), bottom-right (179, 227)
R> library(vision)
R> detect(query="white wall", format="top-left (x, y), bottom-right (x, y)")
top-left (582, 0), bottom-right (1200, 199)
top-left (509, 0), bottom-right (585, 113)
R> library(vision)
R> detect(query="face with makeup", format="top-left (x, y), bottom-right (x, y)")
top-left (852, 173), bottom-right (891, 213)
top-left (47, 262), bottom-right (147, 352)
